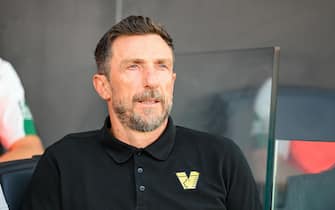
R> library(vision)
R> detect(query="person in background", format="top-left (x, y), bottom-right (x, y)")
top-left (252, 78), bottom-right (335, 174)
top-left (0, 58), bottom-right (44, 162)
top-left (21, 16), bottom-right (261, 210)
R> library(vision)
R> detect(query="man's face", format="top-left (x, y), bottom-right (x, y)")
top-left (106, 34), bottom-right (176, 132)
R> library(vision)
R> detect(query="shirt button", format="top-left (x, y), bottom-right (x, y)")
top-left (136, 151), bottom-right (142, 156)
top-left (139, 185), bottom-right (145, 192)
top-left (137, 167), bottom-right (143, 173)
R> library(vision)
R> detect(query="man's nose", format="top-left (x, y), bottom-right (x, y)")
top-left (143, 66), bottom-right (159, 88)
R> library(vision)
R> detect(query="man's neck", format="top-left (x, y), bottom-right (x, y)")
top-left (109, 116), bottom-right (168, 148)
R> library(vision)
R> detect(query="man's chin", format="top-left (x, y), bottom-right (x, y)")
top-left (134, 107), bottom-right (162, 117)
top-left (135, 105), bottom-right (162, 114)
top-left (135, 115), bottom-right (165, 125)
top-left (130, 113), bottom-right (168, 132)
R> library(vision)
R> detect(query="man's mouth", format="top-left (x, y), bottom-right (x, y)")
top-left (137, 99), bottom-right (160, 104)
top-left (133, 90), bottom-right (163, 105)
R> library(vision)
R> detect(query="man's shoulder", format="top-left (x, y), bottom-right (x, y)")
top-left (63, 129), bottom-right (102, 140)
top-left (46, 129), bottom-right (102, 154)
top-left (0, 58), bottom-right (24, 99)
top-left (175, 125), bottom-right (239, 152)
top-left (174, 126), bottom-right (247, 171)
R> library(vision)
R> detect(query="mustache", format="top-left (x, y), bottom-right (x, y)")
top-left (133, 89), bottom-right (164, 102)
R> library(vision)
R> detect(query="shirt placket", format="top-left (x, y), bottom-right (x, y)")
top-left (134, 149), bottom-right (146, 210)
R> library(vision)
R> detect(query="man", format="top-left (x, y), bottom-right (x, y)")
top-left (21, 16), bottom-right (261, 210)
top-left (0, 58), bottom-right (44, 162)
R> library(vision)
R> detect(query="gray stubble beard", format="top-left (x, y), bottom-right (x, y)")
top-left (112, 90), bottom-right (173, 132)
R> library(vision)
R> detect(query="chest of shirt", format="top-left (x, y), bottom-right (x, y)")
top-left (58, 151), bottom-right (228, 210)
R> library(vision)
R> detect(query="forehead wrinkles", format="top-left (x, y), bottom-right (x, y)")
top-left (112, 35), bottom-right (173, 59)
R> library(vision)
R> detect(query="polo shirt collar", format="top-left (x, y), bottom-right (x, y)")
top-left (100, 116), bottom-right (176, 164)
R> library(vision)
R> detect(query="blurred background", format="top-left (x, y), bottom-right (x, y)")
top-left (1, 1), bottom-right (335, 209)
top-left (1, 0), bottom-right (335, 145)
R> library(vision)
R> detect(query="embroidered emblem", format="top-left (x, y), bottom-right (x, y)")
top-left (176, 171), bottom-right (200, 190)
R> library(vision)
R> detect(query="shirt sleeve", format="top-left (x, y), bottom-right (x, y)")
top-left (20, 149), bottom-right (62, 210)
top-left (223, 140), bottom-right (263, 210)
top-left (0, 58), bottom-right (37, 149)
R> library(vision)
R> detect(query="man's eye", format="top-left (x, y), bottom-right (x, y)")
top-left (127, 64), bottom-right (139, 70)
top-left (158, 64), bottom-right (168, 70)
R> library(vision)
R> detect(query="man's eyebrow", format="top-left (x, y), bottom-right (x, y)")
top-left (121, 58), bottom-right (173, 65)
top-left (156, 59), bottom-right (172, 64)
top-left (121, 59), bottom-right (146, 65)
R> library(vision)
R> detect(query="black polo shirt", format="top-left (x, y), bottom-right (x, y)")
top-left (21, 117), bottom-right (261, 210)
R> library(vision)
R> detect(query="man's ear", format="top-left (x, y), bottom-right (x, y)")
top-left (171, 72), bottom-right (176, 91)
top-left (92, 74), bottom-right (112, 100)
